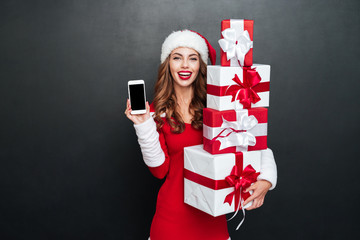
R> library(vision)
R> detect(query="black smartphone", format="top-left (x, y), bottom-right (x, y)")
top-left (128, 80), bottom-right (146, 114)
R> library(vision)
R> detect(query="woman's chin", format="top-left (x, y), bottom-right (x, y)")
top-left (175, 82), bottom-right (192, 89)
top-left (174, 78), bottom-right (196, 88)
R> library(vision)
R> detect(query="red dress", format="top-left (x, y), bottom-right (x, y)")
top-left (148, 106), bottom-right (230, 240)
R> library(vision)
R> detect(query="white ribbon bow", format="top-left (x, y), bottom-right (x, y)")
top-left (218, 114), bottom-right (257, 150)
top-left (218, 28), bottom-right (253, 66)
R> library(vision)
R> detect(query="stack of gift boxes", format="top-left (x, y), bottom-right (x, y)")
top-left (184, 19), bottom-right (271, 217)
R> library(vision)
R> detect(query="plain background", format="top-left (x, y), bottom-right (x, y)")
top-left (1, 0), bottom-right (359, 239)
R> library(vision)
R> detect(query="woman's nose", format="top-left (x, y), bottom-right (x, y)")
top-left (181, 59), bottom-right (189, 68)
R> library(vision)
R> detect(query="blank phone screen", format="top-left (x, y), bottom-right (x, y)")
top-left (129, 84), bottom-right (146, 110)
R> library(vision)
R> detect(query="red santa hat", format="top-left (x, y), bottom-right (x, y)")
top-left (160, 30), bottom-right (216, 65)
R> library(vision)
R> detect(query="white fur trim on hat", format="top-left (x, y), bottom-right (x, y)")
top-left (160, 30), bottom-right (208, 64)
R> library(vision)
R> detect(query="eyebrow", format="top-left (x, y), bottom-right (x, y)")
top-left (172, 53), bottom-right (199, 57)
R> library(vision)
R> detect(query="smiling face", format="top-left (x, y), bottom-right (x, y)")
top-left (169, 47), bottom-right (200, 90)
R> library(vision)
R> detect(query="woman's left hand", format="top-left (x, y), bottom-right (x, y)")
top-left (124, 99), bottom-right (150, 125)
top-left (242, 180), bottom-right (272, 210)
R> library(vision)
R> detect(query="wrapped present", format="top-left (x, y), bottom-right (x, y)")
top-left (219, 19), bottom-right (253, 67)
top-left (207, 64), bottom-right (270, 111)
top-left (203, 108), bottom-right (267, 154)
top-left (184, 145), bottom-right (261, 217)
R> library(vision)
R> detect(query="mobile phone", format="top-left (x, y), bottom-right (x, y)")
top-left (128, 80), bottom-right (146, 114)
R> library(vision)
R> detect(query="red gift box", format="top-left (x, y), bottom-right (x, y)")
top-left (203, 107), bottom-right (267, 154)
top-left (219, 19), bottom-right (254, 67)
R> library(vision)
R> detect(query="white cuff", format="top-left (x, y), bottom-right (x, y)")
top-left (133, 117), bottom-right (165, 167)
top-left (258, 148), bottom-right (277, 190)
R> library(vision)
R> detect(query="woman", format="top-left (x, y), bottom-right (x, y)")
top-left (125, 30), bottom-right (277, 240)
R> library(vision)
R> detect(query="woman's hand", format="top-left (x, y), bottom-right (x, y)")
top-left (242, 180), bottom-right (272, 210)
top-left (125, 99), bottom-right (150, 125)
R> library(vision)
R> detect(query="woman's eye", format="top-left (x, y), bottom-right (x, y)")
top-left (190, 58), bottom-right (198, 61)
top-left (173, 57), bottom-right (181, 60)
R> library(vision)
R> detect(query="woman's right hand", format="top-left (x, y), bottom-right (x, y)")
top-left (125, 99), bottom-right (151, 125)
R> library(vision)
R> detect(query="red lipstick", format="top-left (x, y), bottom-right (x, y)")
top-left (178, 71), bottom-right (192, 80)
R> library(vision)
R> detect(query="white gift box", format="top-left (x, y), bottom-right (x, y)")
top-left (207, 64), bottom-right (271, 111)
top-left (184, 145), bottom-right (261, 217)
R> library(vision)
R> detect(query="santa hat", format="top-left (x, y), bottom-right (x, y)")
top-left (160, 30), bottom-right (216, 65)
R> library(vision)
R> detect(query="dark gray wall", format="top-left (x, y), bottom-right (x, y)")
top-left (1, 0), bottom-right (359, 239)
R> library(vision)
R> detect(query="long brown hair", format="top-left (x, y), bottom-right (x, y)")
top-left (153, 55), bottom-right (207, 133)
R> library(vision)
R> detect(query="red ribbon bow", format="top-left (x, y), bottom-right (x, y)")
top-left (224, 164), bottom-right (260, 208)
top-left (225, 68), bottom-right (262, 108)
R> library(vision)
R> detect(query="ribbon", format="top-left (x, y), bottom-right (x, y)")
top-left (224, 164), bottom-right (259, 207)
top-left (225, 69), bottom-right (262, 108)
top-left (224, 164), bottom-right (260, 230)
top-left (207, 82), bottom-right (270, 97)
top-left (210, 112), bottom-right (258, 150)
top-left (218, 28), bottom-right (253, 66)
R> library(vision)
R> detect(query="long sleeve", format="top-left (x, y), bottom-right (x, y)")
top-left (258, 148), bottom-right (277, 190)
top-left (133, 117), bottom-right (170, 179)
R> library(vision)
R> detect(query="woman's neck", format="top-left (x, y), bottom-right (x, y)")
top-left (174, 85), bottom-right (193, 106)
top-left (174, 85), bottom-right (194, 123)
